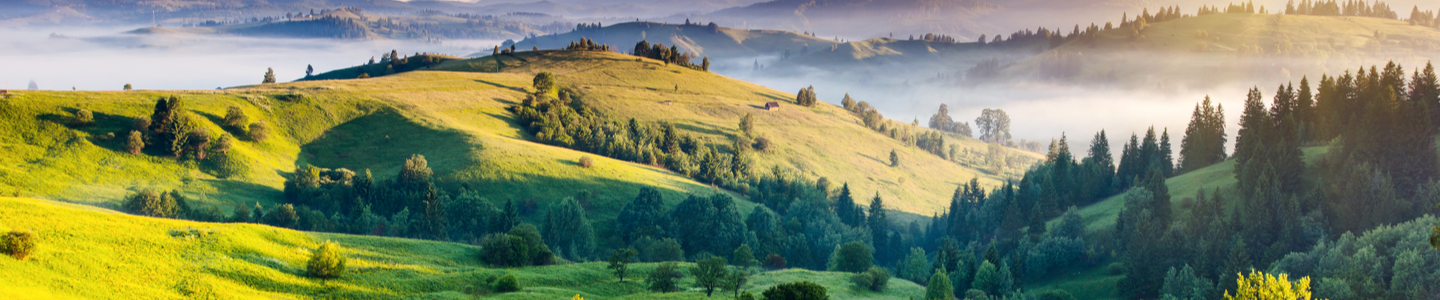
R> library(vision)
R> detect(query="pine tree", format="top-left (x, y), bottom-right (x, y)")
top-left (890, 150), bottom-right (899, 167)
top-left (263, 68), bottom-right (277, 84)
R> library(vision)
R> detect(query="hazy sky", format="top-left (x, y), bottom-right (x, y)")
top-left (0, 27), bottom-right (503, 91)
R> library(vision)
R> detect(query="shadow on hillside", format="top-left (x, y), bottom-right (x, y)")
top-left (472, 79), bottom-right (527, 93)
top-left (857, 152), bottom-right (887, 165)
top-left (298, 109), bottom-right (475, 177)
top-left (752, 92), bottom-right (790, 103)
top-left (193, 178), bottom-right (283, 208)
top-left (673, 122), bottom-right (733, 137)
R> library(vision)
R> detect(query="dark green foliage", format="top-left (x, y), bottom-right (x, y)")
top-left (263, 68), bottom-right (276, 84)
top-left (306, 241), bottom-right (346, 279)
top-left (702, 56), bottom-right (711, 72)
top-left (2, 230), bottom-right (36, 261)
top-left (1116, 126), bottom-right (1172, 187)
top-left (1036, 290), bottom-right (1075, 300)
top-left (1114, 187), bottom-right (1170, 300)
top-left (146, 96), bottom-right (197, 158)
top-left (897, 247), bottom-right (930, 284)
top-left (1178, 96), bottom-right (1226, 173)
top-left (829, 241), bottom-right (872, 273)
top-left (692, 256), bottom-right (728, 296)
top-left (889, 150), bottom-right (899, 167)
top-left (739, 113), bottom-right (755, 137)
top-left (763, 281), bottom-right (829, 300)
top-left (607, 248), bottom-right (637, 282)
top-left (630, 40), bottom-right (701, 67)
top-left (647, 261), bottom-right (682, 293)
top-left (835, 184), bottom-right (861, 227)
top-left (542, 198), bottom-right (594, 260)
top-left (850, 266), bottom-right (889, 292)
top-left (493, 274), bottom-right (520, 293)
top-left (637, 237), bottom-right (685, 262)
top-left (617, 187), bottom-right (666, 244)
top-left (733, 244), bottom-right (757, 267)
top-left (123, 83), bottom-right (132, 91)
top-left (668, 193), bottom-right (747, 258)
top-left (479, 224), bottom-right (554, 267)
top-left (1160, 265), bottom-right (1213, 300)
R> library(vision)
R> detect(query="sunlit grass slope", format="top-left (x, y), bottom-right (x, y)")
top-left (424, 50), bottom-right (1043, 213)
top-left (0, 67), bottom-right (736, 230)
top-left (0, 196), bottom-right (924, 299)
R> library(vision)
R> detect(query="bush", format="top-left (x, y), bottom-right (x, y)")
top-left (647, 261), bottom-right (682, 292)
top-left (223, 106), bottom-right (249, 133)
top-left (494, 273), bottom-right (520, 292)
top-left (306, 241), bottom-right (346, 278)
top-left (578, 156), bottom-right (593, 168)
top-left (124, 189), bottom-right (180, 218)
top-left (829, 241), bottom-right (872, 273)
top-left (752, 136), bottom-right (772, 151)
top-left (126, 131), bottom-right (145, 155)
top-left (248, 121), bottom-right (271, 142)
top-left (764, 253), bottom-right (786, 269)
top-left (851, 266), bottom-right (889, 291)
top-left (479, 224), bottom-right (554, 267)
top-left (73, 109), bottom-right (93, 127)
top-left (2, 230), bottom-right (37, 261)
top-left (762, 281), bottom-right (828, 300)
top-left (1037, 290), bottom-right (1076, 300)
top-left (1106, 262), bottom-right (1125, 275)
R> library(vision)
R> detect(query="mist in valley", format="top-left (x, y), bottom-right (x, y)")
top-left (0, 27), bottom-right (503, 91)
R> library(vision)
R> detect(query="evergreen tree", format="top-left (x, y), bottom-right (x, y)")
top-left (835, 184), bottom-right (859, 227)
top-left (890, 150), bottom-right (900, 167)
top-left (263, 68), bottom-right (277, 84)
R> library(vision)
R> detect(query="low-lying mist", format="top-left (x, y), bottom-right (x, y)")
top-left (0, 27), bottom-right (503, 91)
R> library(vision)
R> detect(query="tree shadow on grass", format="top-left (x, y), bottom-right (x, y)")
top-left (299, 109), bottom-right (476, 177)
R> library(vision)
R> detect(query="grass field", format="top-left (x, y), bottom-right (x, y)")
top-left (0, 196), bottom-right (924, 299)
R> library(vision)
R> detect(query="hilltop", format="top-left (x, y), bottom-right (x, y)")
top-left (0, 196), bottom-right (928, 299)
top-left (495, 21), bottom-right (844, 64)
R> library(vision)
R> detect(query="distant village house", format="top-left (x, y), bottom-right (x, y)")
top-left (765, 102), bottom-right (780, 111)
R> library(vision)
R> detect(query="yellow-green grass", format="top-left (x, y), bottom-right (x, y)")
top-left (0, 68), bottom-right (740, 233)
top-left (1009, 13), bottom-right (1440, 88)
top-left (424, 50), bottom-right (1043, 214)
top-left (0, 196), bottom-right (922, 299)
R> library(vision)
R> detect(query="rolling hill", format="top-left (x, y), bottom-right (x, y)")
top-left (0, 196), bottom-right (929, 299)
top-left (494, 21), bottom-right (844, 66)
top-left (2, 49), bottom-right (1038, 238)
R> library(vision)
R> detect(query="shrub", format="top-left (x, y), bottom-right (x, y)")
top-left (124, 189), bottom-right (180, 218)
top-left (533, 72), bottom-right (557, 96)
top-left (306, 241), bottom-right (346, 278)
top-left (763, 281), bottom-right (828, 300)
top-left (248, 121), bottom-right (271, 142)
top-left (752, 136), bottom-right (772, 151)
top-left (73, 109), bottom-right (93, 127)
top-left (828, 241), bottom-right (872, 272)
top-left (2, 230), bottom-right (37, 261)
top-left (851, 266), bottom-right (889, 291)
top-left (358, 73), bottom-right (370, 79)
top-left (1106, 262), bottom-right (1125, 275)
top-left (123, 83), bottom-right (132, 91)
top-left (223, 106), bottom-right (249, 133)
top-left (1037, 290), bottom-right (1076, 300)
top-left (764, 253), bottom-right (786, 269)
top-left (494, 274), bottom-right (520, 292)
top-left (126, 131), bottom-right (145, 155)
top-left (647, 261), bottom-right (682, 292)
top-left (578, 156), bottom-right (593, 168)
top-left (479, 224), bottom-right (554, 267)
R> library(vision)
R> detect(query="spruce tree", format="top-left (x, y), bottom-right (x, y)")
top-left (263, 68), bottom-right (277, 84)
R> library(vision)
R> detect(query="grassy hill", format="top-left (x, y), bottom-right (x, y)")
top-left (495, 22), bottom-right (843, 63)
top-left (420, 50), bottom-right (1044, 213)
top-left (0, 196), bottom-right (928, 299)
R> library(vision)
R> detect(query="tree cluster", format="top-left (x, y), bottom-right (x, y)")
top-left (1178, 96), bottom-right (1227, 173)
top-left (794, 86), bottom-right (818, 107)
top-left (631, 40), bottom-right (699, 68)
top-left (565, 37), bottom-right (611, 52)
